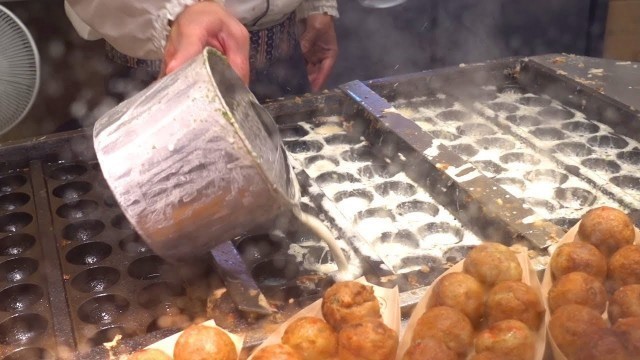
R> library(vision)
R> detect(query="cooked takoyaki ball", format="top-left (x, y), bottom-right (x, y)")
top-left (432, 272), bottom-right (485, 327)
top-left (485, 280), bottom-right (543, 331)
top-left (550, 241), bottom-right (607, 282)
top-left (322, 281), bottom-right (381, 331)
top-left (577, 206), bottom-right (635, 257)
top-left (282, 316), bottom-right (338, 360)
top-left (548, 272), bottom-right (607, 314)
top-left (463, 242), bottom-right (522, 287)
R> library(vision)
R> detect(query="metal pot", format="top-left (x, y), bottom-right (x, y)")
top-left (93, 48), bottom-right (300, 261)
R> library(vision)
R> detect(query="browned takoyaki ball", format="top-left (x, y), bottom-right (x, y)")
top-left (577, 206), bottom-right (635, 257)
top-left (128, 349), bottom-right (172, 360)
top-left (338, 319), bottom-right (398, 360)
top-left (608, 285), bottom-right (640, 324)
top-left (432, 272), bottom-right (485, 326)
top-left (322, 281), bottom-right (381, 331)
top-left (548, 304), bottom-right (607, 359)
top-left (550, 241), bottom-right (607, 282)
top-left (463, 242), bottom-right (522, 287)
top-left (548, 272), bottom-right (607, 314)
top-left (252, 344), bottom-right (303, 360)
top-left (572, 328), bottom-right (631, 360)
top-left (402, 337), bottom-right (457, 360)
top-left (474, 319), bottom-right (535, 360)
top-left (613, 316), bottom-right (640, 357)
top-left (485, 280), bottom-right (544, 331)
top-left (173, 325), bottom-right (237, 360)
top-left (282, 316), bottom-right (338, 360)
top-left (411, 306), bottom-right (474, 357)
top-left (608, 245), bottom-right (640, 291)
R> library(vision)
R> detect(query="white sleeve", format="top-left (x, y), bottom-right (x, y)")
top-left (296, 0), bottom-right (339, 18)
top-left (64, 0), bottom-right (215, 60)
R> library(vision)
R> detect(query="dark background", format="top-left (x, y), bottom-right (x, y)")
top-left (0, 0), bottom-right (609, 141)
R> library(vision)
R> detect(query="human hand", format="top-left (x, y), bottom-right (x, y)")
top-left (299, 14), bottom-right (338, 92)
top-left (162, 1), bottom-right (250, 84)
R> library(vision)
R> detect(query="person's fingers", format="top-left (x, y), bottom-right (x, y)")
top-left (299, 27), bottom-right (318, 56)
top-left (218, 25), bottom-right (251, 85)
top-left (309, 57), bottom-right (332, 92)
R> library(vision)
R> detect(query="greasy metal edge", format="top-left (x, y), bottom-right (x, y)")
top-left (339, 80), bottom-right (566, 249)
top-left (29, 160), bottom-right (77, 353)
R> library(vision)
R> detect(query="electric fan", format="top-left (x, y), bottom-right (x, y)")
top-left (0, 5), bottom-right (40, 135)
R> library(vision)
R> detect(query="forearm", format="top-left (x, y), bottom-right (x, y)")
top-left (296, 0), bottom-right (339, 18)
top-left (65, 0), bottom-right (224, 60)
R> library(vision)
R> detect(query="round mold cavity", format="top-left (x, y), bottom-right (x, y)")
top-left (71, 267), bottom-right (120, 293)
top-left (0, 284), bottom-right (44, 312)
top-left (554, 187), bottom-right (597, 208)
top-left (529, 127), bottom-right (567, 141)
top-left (499, 152), bottom-right (541, 166)
top-left (498, 84), bottom-right (525, 94)
top-left (550, 218), bottom-right (580, 231)
top-left (55, 200), bottom-right (98, 219)
top-left (374, 181), bottom-right (417, 197)
top-left (4, 347), bottom-right (55, 360)
top-left (52, 181), bottom-right (92, 200)
top-left (495, 177), bottom-right (526, 195)
top-left (537, 106), bottom-right (575, 121)
top-left (356, 207), bottom-right (395, 222)
top-left (517, 96), bottom-right (552, 107)
top-left (377, 230), bottom-right (420, 248)
top-left (118, 234), bottom-right (150, 255)
top-left (525, 198), bottom-right (558, 213)
top-left (304, 245), bottom-right (337, 266)
top-left (62, 220), bottom-right (106, 241)
top-left (334, 189), bottom-right (374, 207)
top-left (449, 143), bottom-right (479, 158)
top-left (251, 255), bottom-right (300, 287)
top-left (475, 137), bottom-right (516, 151)
top-left (581, 158), bottom-right (622, 174)
top-left (617, 150), bottom-right (640, 166)
top-left (137, 281), bottom-right (185, 308)
top-left (304, 155), bottom-right (339, 173)
top-left (472, 160), bottom-right (506, 176)
top-left (279, 125), bottom-right (309, 140)
top-left (0, 213), bottom-right (32, 233)
top-left (611, 175), bottom-right (640, 191)
top-left (586, 134), bottom-right (629, 149)
top-left (396, 200), bottom-right (439, 218)
top-left (442, 245), bottom-right (475, 264)
top-left (524, 169), bottom-right (569, 186)
top-left (427, 130), bottom-right (461, 142)
top-left (0, 174), bottom-right (27, 193)
top-left (553, 142), bottom-right (594, 157)
top-left (418, 222), bottom-right (464, 246)
top-left (0, 234), bottom-right (36, 256)
top-left (299, 202), bottom-right (319, 218)
top-left (0, 313), bottom-right (48, 345)
top-left (283, 140), bottom-right (323, 154)
top-left (456, 123), bottom-right (496, 137)
top-left (505, 114), bottom-right (542, 127)
top-left (87, 326), bottom-right (135, 347)
top-left (128, 255), bottom-right (166, 280)
top-left (236, 234), bottom-right (283, 263)
top-left (78, 294), bottom-right (130, 325)
top-left (487, 101), bottom-right (520, 114)
top-left (104, 194), bottom-right (118, 208)
top-left (436, 109), bottom-right (471, 122)
top-left (324, 133), bottom-right (361, 145)
top-left (340, 146), bottom-right (376, 162)
top-left (0, 258), bottom-right (38, 283)
top-left (395, 254), bottom-right (443, 273)
top-left (314, 171), bottom-right (358, 186)
top-left (561, 120), bottom-right (600, 134)
top-left (110, 213), bottom-right (133, 231)
top-left (0, 193), bottom-right (30, 211)
top-left (66, 242), bottom-right (112, 265)
top-left (358, 163), bottom-right (402, 179)
top-left (48, 163), bottom-right (88, 181)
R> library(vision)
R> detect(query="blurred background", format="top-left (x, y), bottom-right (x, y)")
top-left (1, 0), bottom-right (636, 142)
